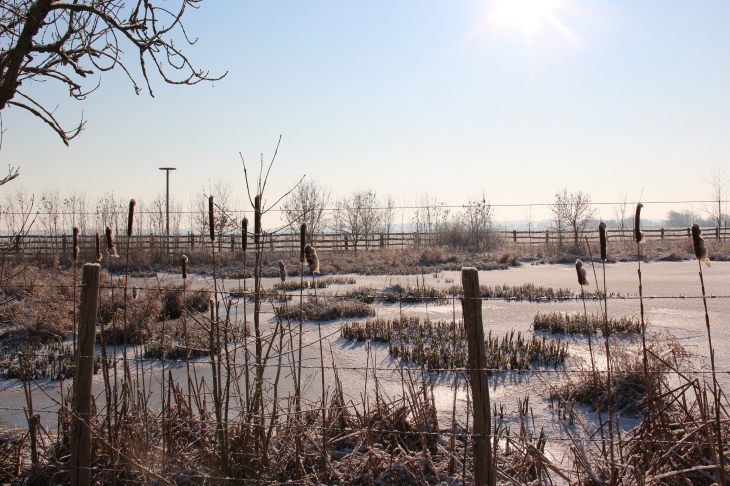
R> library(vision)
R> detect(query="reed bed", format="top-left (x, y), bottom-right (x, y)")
top-left (273, 276), bottom-right (357, 291)
top-left (342, 317), bottom-right (568, 372)
top-left (533, 311), bottom-right (641, 336)
top-left (0, 339), bottom-right (98, 380)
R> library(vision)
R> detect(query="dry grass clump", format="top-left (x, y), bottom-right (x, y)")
top-left (550, 333), bottom-right (690, 415)
top-left (288, 297), bottom-right (374, 321)
top-left (0, 339), bottom-right (91, 380)
top-left (99, 283), bottom-right (210, 345)
top-left (497, 251), bottom-right (520, 266)
top-left (144, 319), bottom-right (209, 360)
top-left (0, 265), bottom-right (75, 343)
top-left (533, 311), bottom-right (640, 336)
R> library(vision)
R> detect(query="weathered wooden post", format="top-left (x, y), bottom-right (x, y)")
top-left (660, 228), bottom-right (665, 240)
top-left (461, 267), bottom-right (494, 486)
top-left (513, 230), bottom-right (517, 244)
top-left (71, 263), bottom-right (100, 486)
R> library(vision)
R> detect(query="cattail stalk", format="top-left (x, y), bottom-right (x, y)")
top-left (300, 223), bottom-right (307, 263)
top-left (242, 217), bottom-right (249, 252)
top-left (208, 194), bottom-right (228, 476)
top-left (181, 254), bottom-right (191, 413)
top-left (692, 224), bottom-right (726, 486)
top-left (311, 259), bottom-right (328, 477)
top-left (254, 195), bottom-right (262, 245)
top-left (294, 222), bottom-right (307, 478)
top-left (586, 230), bottom-right (617, 478)
top-left (95, 232), bottom-right (101, 262)
top-left (105, 226), bottom-right (118, 258)
top-left (72, 227), bottom-right (79, 357)
top-left (635, 203), bottom-right (652, 470)
top-left (576, 259), bottom-right (605, 452)
top-left (208, 196), bottom-right (216, 242)
top-left (127, 199), bottom-right (136, 237)
top-left (72, 227), bottom-right (79, 262)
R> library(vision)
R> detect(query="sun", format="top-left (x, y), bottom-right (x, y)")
top-left (485, 0), bottom-right (582, 46)
top-left (490, 0), bottom-right (561, 31)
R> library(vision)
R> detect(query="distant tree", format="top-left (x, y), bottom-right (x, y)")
top-left (282, 179), bottom-right (331, 241)
top-left (61, 189), bottom-right (88, 235)
top-left (612, 191), bottom-right (629, 231)
top-left (40, 188), bottom-right (61, 236)
top-left (551, 189), bottom-right (595, 248)
top-left (461, 191), bottom-right (495, 250)
top-left (0, 0), bottom-right (224, 144)
top-left (336, 189), bottom-right (380, 250)
top-left (380, 194), bottom-right (397, 237)
top-left (704, 165), bottom-right (728, 235)
top-left (549, 191), bottom-right (567, 249)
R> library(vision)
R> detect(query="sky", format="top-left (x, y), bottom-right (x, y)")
top-left (2, 0), bottom-right (729, 224)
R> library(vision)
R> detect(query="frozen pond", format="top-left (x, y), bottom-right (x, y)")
top-left (1, 260), bottom-right (728, 463)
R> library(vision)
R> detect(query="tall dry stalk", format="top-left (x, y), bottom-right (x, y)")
top-left (691, 223), bottom-right (726, 486)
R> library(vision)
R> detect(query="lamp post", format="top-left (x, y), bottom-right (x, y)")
top-left (159, 167), bottom-right (176, 251)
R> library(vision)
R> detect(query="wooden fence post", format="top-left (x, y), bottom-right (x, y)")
top-left (71, 263), bottom-right (100, 486)
top-left (461, 267), bottom-right (494, 486)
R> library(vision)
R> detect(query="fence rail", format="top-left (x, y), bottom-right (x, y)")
top-left (1, 226), bottom-right (728, 257)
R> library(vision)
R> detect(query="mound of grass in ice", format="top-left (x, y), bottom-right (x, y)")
top-left (533, 312), bottom-right (640, 336)
top-left (342, 317), bottom-right (568, 372)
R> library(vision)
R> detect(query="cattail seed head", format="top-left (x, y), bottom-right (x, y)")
top-left (242, 217), bottom-right (249, 252)
top-left (105, 226), bottom-right (118, 258)
top-left (254, 195), bottom-right (262, 244)
top-left (132, 286), bottom-right (139, 300)
top-left (279, 260), bottom-right (287, 283)
top-left (599, 221), bottom-right (607, 262)
top-left (300, 222), bottom-right (307, 264)
top-left (634, 203), bottom-right (645, 243)
top-left (127, 199), bottom-right (136, 237)
top-left (182, 254), bottom-right (189, 279)
top-left (95, 232), bottom-right (102, 262)
top-left (72, 227), bottom-right (79, 262)
top-left (208, 196), bottom-right (215, 242)
top-left (691, 223), bottom-right (711, 267)
top-left (304, 244), bottom-right (320, 274)
top-left (576, 259), bottom-right (589, 286)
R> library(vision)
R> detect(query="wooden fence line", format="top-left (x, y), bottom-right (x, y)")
top-left (1, 227), bottom-right (728, 257)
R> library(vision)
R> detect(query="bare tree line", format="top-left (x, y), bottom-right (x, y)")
top-left (2, 175), bottom-right (729, 247)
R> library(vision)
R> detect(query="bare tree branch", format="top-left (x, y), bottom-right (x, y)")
top-left (0, 0), bottom-right (226, 142)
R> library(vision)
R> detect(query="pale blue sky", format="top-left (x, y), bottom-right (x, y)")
top-left (2, 0), bottom-right (729, 222)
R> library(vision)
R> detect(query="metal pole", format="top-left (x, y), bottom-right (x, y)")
top-left (159, 168), bottom-right (176, 254)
